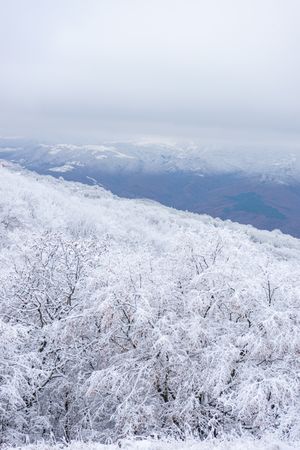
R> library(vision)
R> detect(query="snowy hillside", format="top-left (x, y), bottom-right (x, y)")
top-left (0, 166), bottom-right (300, 447)
top-left (1, 138), bottom-right (300, 239)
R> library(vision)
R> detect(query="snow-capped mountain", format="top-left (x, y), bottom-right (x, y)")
top-left (0, 166), bottom-right (300, 446)
top-left (1, 137), bottom-right (300, 180)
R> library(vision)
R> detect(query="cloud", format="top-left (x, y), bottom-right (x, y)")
top-left (0, 0), bottom-right (300, 142)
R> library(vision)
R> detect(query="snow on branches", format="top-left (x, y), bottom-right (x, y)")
top-left (0, 167), bottom-right (299, 445)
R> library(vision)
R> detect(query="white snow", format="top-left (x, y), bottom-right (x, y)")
top-left (0, 166), bottom-right (299, 446)
top-left (7, 436), bottom-right (300, 450)
top-left (49, 164), bottom-right (74, 173)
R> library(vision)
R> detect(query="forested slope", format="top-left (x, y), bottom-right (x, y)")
top-left (0, 166), bottom-right (300, 445)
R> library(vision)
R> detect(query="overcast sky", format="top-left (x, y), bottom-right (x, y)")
top-left (0, 0), bottom-right (300, 143)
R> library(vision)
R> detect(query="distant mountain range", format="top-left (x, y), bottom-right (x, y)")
top-left (1, 137), bottom-right (300, 237)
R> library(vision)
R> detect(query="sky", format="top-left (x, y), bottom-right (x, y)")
top-left (0, 0), bottom-right (300, 143)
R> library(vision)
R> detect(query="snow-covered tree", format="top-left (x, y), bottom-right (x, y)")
top-left (0, 166), bottom-right (299, 445)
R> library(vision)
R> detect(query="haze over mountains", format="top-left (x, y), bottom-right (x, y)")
top-left (1, 137), bottom-right (300, 238)
top-left (1, 0), bottom-right (300, 448)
